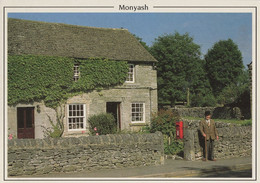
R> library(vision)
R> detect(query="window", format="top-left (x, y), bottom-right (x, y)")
top-left (131, 103), bottom-right (145, 123)
top-left (68, 104), bottom-right (85, 130)
top-left (73, 64), bottom-right (80, 82)
top-left (126, 64), bottom-right (134, 83)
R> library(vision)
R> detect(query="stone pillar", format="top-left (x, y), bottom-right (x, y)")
top-left (183, 129), bottom-right (195, 161)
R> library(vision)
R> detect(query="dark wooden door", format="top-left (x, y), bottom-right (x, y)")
top-left (17, 107), bottom-right (35, 139)
top-left (106, 102), bottom-right (121, 129)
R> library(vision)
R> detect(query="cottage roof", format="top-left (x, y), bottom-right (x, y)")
top-left (8, 18), bottom-right (157, 62)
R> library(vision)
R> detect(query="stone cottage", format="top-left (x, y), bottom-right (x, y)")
top-left (7, 18), bottom-right (158, 139)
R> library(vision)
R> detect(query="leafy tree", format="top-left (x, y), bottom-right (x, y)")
top-left (216, 68), bottom-right (250, 105)
top-left (150, 32), bottom-right (213, 106)
top-left (204, 39), bottom-right (244, 97)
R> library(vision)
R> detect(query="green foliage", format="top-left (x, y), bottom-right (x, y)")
top-left (164, 138), bottom-right (184, 155)
top-left (150, 109), bottom-right (180, 135)
top-left (8, 55), bottom-right (74, 108)
top-left (88, 113), bottom-right (117, 135)
top-left (150, 32), bottom-right (213, 107)
top-left (8, 55), bottom-right (128, 109)
top-left (71, 58), bottom-right (128, 92)
top-left (42, 123), bottom-right (63, 138)
top-left (205, 39), bottom-right (244, 97)
top-left (216, 68), bottom-right (250, 106)
top-left (150, 109), bottom-right (183, 155)
top-left (241, 120), bottom-right (252, 126)
top-left (183, 116), bottom-right (252, 126)
top-left (42, 106), bottom-right (65, 138)
top-left (139, 126), bottom-right (151, 134)
top-left (190, 93), bottom-right (217, 107)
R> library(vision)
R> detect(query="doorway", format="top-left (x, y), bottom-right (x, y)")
top-left (17, 107), bottom-right (35, 139)
top-left (106, 102), bottom-right (121, 130)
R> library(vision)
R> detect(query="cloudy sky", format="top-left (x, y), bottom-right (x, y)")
top-left (8, 13), bottom-right (252, 67)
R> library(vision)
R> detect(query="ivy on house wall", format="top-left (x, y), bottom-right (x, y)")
top-left (71, 58), bottom-right (129, 92)
top-left (8, 55), bottom-right (129, 109)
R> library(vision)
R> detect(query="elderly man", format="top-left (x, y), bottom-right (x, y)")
top-left (200, 111), bottom-right (219, 161)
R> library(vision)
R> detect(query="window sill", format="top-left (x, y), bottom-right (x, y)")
top-left (67, 129), bottom-right (87, 133)
top-left (129, 123), bottom-right (148, 127)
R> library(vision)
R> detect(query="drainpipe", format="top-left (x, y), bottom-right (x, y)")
top-left (149, 87), bottom-right (152, 126)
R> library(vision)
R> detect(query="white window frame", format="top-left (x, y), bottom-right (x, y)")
top-left (67, 104), bottom-right (86, 131)
top-left (73, 63), bottom-right (80, 82)
top-left (125, 64), bottom-right (135, 83)
top-left (131, 102), bottom-right (145, 123)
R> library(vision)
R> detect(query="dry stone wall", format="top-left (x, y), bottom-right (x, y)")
top-left (174, 107), bottom-right (244, 119)
top-left (8, 132), bottom-right (164, 176)
top-left (183, 120), bottom-right (252, 161)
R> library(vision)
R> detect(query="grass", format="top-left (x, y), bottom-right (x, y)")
top-left (182, 116), bottom-right (252, 126)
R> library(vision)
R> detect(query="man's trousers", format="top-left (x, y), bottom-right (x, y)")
top-left (204, 139), bottom-right (215, 160)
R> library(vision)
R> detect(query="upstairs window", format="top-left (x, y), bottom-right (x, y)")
top-left (126, 64), bottom-right (135, 83)
top-left (73, 63), bottom-right (80, 82)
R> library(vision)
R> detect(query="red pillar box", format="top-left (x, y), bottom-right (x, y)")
top-left (176, 121), bottom-right (183, 139)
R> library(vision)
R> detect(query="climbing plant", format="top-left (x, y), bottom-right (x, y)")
top-left (8, 55), bottom-right (74, 108)
top-left (8, 55), bottom-right (129, 109)
top-left (71, 58), bottom-right (129, 92)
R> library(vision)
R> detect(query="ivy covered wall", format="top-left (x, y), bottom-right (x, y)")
top-left (8, 55), bottom-right (129, 109)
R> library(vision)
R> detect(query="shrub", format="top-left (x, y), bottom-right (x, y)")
top-left (88, 113), bottom-right (117, 135)
top-left (42, 107), bottom-right (65, 138)
top-left (190, 93), bottom-right (217, 107)
top-left (150, 109), bottom-right (180, 135)
top-left (150, 109), bottom-right (183, 155)
top-left (42, 124), bottom-right (63, 138)
top-left (164, 138), bottom-right (184, 155)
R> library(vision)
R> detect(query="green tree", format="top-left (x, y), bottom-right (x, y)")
top-left (217, 68), bottom-right (250, 105)
top-left (204, 39), bottom-right (244, 97)
top-left (150, 32), bottom-right (213, 107)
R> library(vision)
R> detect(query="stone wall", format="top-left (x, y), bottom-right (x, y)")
top-left (183, 120), bottom-right (252, 161)
top-left (174, 106), bottom-right (244, 119)
top-left (8, 132), bottom-right (164, 176)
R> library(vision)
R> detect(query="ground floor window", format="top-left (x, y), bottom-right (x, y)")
top-left (67, 104), bottom-right (85, 130)
top-left (131, 102), bottom-right (145, 123)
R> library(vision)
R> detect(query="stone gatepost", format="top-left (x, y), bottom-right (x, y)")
top-left (183, 129), bottom-right (195, 161)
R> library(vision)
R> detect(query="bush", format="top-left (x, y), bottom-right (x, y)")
top-left (164, 138), bottom-right (184, 155)
top-left (88, 113), bottom-right (117, 135)
top-left (150, 109), bottom-right (183, 155)
top-left (190, 93), bottom-right (217, 107)
top-left (42, 124), bottom-right (63, 138)
top-left (150, 109), bottom-right (179, 135)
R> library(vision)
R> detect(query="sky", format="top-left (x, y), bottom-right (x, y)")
top-left (8, 13), bottom-right (252, 67)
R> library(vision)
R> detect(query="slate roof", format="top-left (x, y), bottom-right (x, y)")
top-left (8, 18), bottom-right (157, 62)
